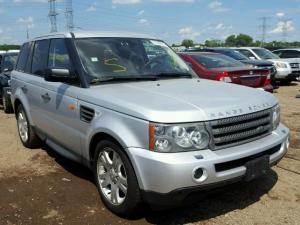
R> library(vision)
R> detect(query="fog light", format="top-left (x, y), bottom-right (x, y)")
top-left (192, 167), bottom-right (208, 183)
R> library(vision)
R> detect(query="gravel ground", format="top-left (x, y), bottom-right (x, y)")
top-left (0, 82), bottom-right (299, 225)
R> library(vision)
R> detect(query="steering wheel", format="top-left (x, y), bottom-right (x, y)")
top-left (143, 54), bottom-right (168, 71)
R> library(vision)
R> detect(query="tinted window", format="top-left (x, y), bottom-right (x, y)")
top-left (31, 40), bottom-right (50, 76)
top-left (216, 49), bottom-right (248, 60)
top-left (252, 48), bottom-right (280, 59)
top-left (238, 49), bottom-right (255, 58)
top-left (48, 39), bottom-right (71, 70)
top-left (16, 43), bottom-right (31, 71)
top-left (3, 54), bottom-right (18, 71)
top-left (281, 50), bottom-right (300, 58)
top-left (192, 54), bottom-right (245, 69)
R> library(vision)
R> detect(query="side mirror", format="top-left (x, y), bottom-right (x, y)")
top-left (44, 68), bottom-right (76, 82)
top-left (249, 56), bottom-right (256, 60)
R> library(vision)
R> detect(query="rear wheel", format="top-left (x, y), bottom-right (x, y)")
top-left (2, 90), bottom-right (13, 114)
top-left (16, 104), bottom-right (41, 148)
top-left (93, 140), bottom-right (141, 216)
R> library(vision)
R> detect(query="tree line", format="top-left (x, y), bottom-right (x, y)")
top-left (0, 45), bottom-right (21, 51)
top-left (176, 33), bottom-right (300, 49)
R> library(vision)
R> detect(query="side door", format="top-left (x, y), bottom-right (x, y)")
top-left (13, 42), bottom-right (42, 126)
top-left (38, 38), bottom-right (81, 156)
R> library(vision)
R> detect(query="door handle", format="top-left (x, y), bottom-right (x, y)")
top-left (41, 93), bottom-right (51, 101)
top-left (21, 85), bottom-right (28, 93)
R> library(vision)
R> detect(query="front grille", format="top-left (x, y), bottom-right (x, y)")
top-left (209, 109), bottom-right (273, 150)
top-left (290, 63), bottom-right (299, 69)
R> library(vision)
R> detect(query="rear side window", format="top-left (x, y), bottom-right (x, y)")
top-left (31, 40), bottom-right (50, 76)
top-left (16, 43), bottom-right (31, 72)
top-left (281, 50), bottom-right (300, 58)
top-left (48, 39), bottom-right (71, 70)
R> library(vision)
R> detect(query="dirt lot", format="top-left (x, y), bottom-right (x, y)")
top-left (0, 83), bottom-right (299, 225)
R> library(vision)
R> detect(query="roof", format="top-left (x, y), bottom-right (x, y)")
top-left (30, 31), bottom-right (157, 42)
top-left (273, 48), bottom-right (300, 51)
top-left (232, 47), bottom-right (263, 49)
top-left (179, 51), bottom-right (220, 55)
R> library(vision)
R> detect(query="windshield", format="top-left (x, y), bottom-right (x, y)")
top-left (75, 38), bottom-right (193, 83)
top-left (3, 54), bottom-right (18, 71)
top-left (218, 49), bottom-right (249, 61)
top-left (252, 48), bottom-right (280, 59)
top-left (192, 54), bottom-right (245, 69)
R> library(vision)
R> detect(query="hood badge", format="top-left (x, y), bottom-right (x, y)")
top-left (210, 102), bottom-right (270, 118)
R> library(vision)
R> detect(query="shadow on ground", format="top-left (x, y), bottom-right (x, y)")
top-left (39, 144), bottom-right (278, 225)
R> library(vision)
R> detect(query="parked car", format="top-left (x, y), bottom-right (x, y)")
top-left (272, 49), bottom-right (300, 81)
top-left (179, 52), bottom-right (273, 92)
top-left (185, 48), bottom-right (277, 81)
top-left (234, 47), bottom-right (300, 84)
top-left (0, 51), bottom-right (19, 113)
top-left (11, 32), bottom-right (289, 216)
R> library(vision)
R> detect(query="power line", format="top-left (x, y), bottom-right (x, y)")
top-left (259, 17), bottom-right (271, 46)
top-left (48, 0), bottom-right (58, 33)
top-left (280, 18), bottom-right (292, 42)
top-left (65, 0), bottom-right (74, 31)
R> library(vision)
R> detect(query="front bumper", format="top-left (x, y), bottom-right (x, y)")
top-left (126, 123), bottom-right (289, 199)
top-left (274, 68), bottom-right (292, 79)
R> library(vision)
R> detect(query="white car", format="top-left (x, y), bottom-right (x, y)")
top-left (234, 47), bottom-right (300, 83)
top-left (273, 49), bottom-right (300, 81)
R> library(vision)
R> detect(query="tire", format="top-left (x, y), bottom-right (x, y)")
top-left (93, 140), bottom-right (141, 216)
top-left (16, 104), bottom-right (41, 149)
top-left (281, 79), bottom-right (292, 85)
top-left (2, 91), bottom-right (13, 114)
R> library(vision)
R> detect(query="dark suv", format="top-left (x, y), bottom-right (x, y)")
top-left (0, 51), bottom-right (19, 113)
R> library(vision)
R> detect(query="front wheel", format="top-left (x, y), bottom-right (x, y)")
top-left (93, 140), bottom-right (141, 216)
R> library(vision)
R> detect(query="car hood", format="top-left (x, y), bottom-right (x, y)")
top-left (79, 78), bottom-right (277, 123)
top-left (240, 59), bottom-right (273, 66)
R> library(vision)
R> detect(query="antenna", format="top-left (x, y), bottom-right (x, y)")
top-left (65, 0), bottom-right (74, 31)
top-left (48, 0), bottom-right (58, 33)
top-left (259, 17), bottom-right (271, 47)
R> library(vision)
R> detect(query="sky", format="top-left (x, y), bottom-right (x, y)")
top-left (0, 0), bottom-right (300, 45)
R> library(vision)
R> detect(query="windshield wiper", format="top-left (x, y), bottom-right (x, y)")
top-left (154, 72), bottom-right (193, 78)
top-left (90, 75), bottom-right (158, 84)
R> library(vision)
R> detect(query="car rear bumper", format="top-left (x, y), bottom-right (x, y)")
top-left (126, 123), bottom-right (289, 201)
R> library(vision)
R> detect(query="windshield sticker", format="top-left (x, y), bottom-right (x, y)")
top-left (91, 57), bottom-right (99, 62)
top-left (150, 40), bottom-right (168, 47)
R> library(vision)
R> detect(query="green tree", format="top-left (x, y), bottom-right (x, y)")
top-left (235, 34), bottom-right (253, 46)
top-left (181, 39), bottom-right (194, 48)
top-left (225, 35), bottom-right (236, 46)
top-left (205, 39), bottom-right (224, 47)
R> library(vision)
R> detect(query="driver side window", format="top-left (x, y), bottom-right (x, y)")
top-left (48, 39), bottom-right (71, 70)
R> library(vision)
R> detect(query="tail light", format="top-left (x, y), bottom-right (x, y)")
top-left (264, 70), bottom-right (271, 86)
top-left (216, 72), bottom-right (232, 83)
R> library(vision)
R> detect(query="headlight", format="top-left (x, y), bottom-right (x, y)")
top-left (149, 123), bottom-right (210, 152)
top-left (272, 105), bottom-right (280, 130)
top-left (275, 62), bottom-right (288, 68)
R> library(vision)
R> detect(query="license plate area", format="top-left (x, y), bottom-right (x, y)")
top-left (245, 155), bottom-right (270, 181)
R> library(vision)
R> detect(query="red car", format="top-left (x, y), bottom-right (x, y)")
top-left (179, 52), bottom-right (273, 92)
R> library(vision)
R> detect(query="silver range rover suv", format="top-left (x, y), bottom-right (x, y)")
top-left (10, 32), bottom-right (289, 216)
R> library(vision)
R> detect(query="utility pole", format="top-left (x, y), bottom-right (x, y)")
top-left (259, 17), bottom-right (271, 47)
top-left (49, 0), bottom-right (58, 33)
top-left (26, 25), bottom-right (29, 39)
top-left (65, 0), bottom-right (74, 31)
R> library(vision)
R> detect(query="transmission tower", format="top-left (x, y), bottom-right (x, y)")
top-left (48, 0), bottom-right (58, 33)
top-left (65, 0), bottom-right (74, 31)
top-left (259, 17), bottom-right (271, 47)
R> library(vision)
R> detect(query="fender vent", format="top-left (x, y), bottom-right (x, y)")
top-left (80, 105), bottom-right (95, 123)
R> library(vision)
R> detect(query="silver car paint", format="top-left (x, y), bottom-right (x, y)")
top-left (11, 33), bottom-right (289, 196)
